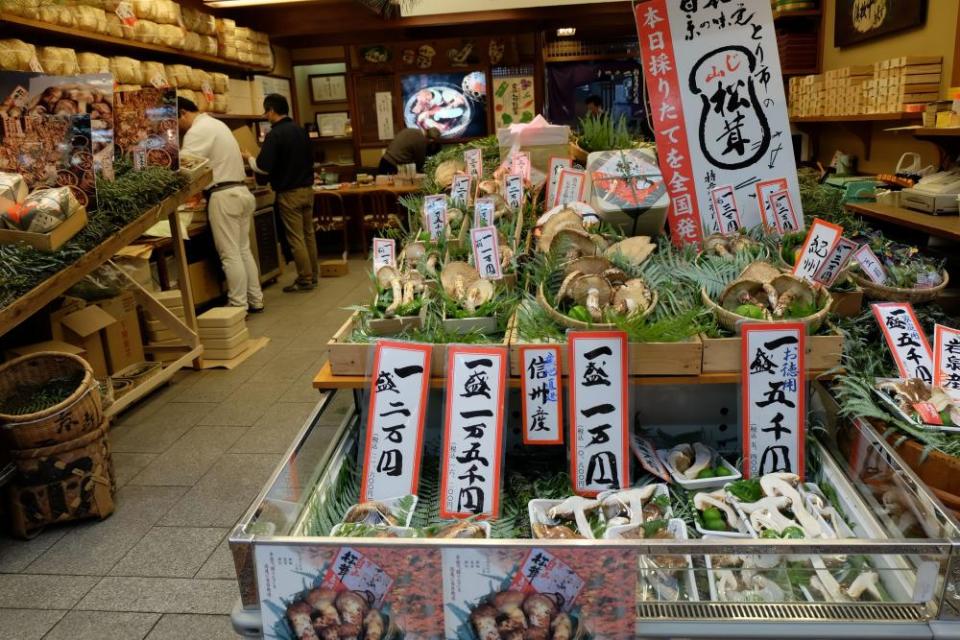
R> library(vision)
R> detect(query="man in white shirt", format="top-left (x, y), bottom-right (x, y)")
top-left (178, 97), bottom-right (264, 313)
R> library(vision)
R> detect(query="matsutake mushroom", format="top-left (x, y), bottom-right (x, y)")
top-left (715, 261), bottom-right (821, 323)
top-left (612, 279), bottom-right (654, 316)
top-left (537, 207), bottom-right (597, 254)
top-left (375, 266), bottom-right (403, 317)
top-left (434, 159), bottom-right (465, 188)
top-left (564, 273), bottom-right (613, 322)
top-left (441, 261), bottom-right (494, 315)
top-left (704, 232), bottom-right (759, 257)
top-left (604, 235), bottom-right (656, 266)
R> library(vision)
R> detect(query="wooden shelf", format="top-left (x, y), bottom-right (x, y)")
top-left (911, 127), bottom-right (960, 137)
top-left (213, 113), bottom-right (266, 121)
top-left (791, 113), bottom-right (922, 123)
top-left (0, 170), bottom-right (212, 337)
top-left (846, 202), bottom-right (960, 243)
top-left (773, 8), bottom-right (821, 20)
top-left (0, 14), bottom-right (270, 74)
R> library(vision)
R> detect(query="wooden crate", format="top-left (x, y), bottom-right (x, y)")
top-left (327, 311), bottom-right (509, 377)
top-left (0, 208), bottom-right (87, 252)
top-left (831, 287), bottom-right (864, 318)
top-left (701, 328), bottom-right (843, 374)
top-left (506, 315), bottom-right (702, 377)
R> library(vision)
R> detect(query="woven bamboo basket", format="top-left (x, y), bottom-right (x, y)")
top-left (700, 286), bottom-right (833, 334)
top-left (6, 421), bottom-right (115, 538)
top-left (0, 352), bottom-right (102, 450)
top-left (849, 269), bottom-right (949, 304)
top-left (536, 282), bottom-right (657, 330)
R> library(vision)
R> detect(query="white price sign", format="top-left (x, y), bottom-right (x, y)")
top-left (464, 148), bottom-right (483, 180)
top-left (636, 0), bottom-right (802, 244)
top-left (423, 195), bottom-right (447, 240)
top-left (872, 303), bottom-right (934, 384)
top-left (755, 177), bottom-right (788, 230)
top-left (853, 244), bottom-right (888, 285)
top-left (568, 331), bottom-right (629, 495)
top-left (708, 184), bottom-right (742, 233)
top-left (471, 226), bottom-right (503, 280)
top-left (503, 173), bottom-right (524, 211)
top-left (554, 168), bottom-right (587, 207)
top-left (741, 323), bottom-right (806, 480)
top-left (520, 346), bottom-right (563, 445)
top-left (473, 196), bottom-right (495, 228)
top-left (546, 156), bottom-right (572, 212)
top-left (440, 346), bottom-right (507, 518)
top-left (792, 218), bottom-right (843, 283)
top-left (450, 173), bottom-right (471, 207)
top-left (372, 238), bottom-right (396, 272)
top-left (360, 341), bottom-right (431, 501)
top-left (814, 236), bottom-right (857, 287)
top-left (934, 324), bottom-right (960, 400)
top-left (511, 151), bottom-right (531, 181)
top-left (769, 190), bottom-right (801, 233)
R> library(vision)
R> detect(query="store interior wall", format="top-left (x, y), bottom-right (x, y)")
top-left (814, 0), bottom-right (959, 174)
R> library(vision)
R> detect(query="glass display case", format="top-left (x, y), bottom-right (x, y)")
top-left (229, 381), bottom-right (960, 639)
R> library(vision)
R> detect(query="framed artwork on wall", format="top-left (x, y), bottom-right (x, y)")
top-left (309, 74), bottom-right (347, 103)
top-left (834, 0), bottom-right (927, 47)
top-left (316, 112), bottom-right (349, 137)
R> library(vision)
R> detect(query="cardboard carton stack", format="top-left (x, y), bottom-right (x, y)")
top-left (197, 307), bottom-right (250, 361)
top-left (822, 65), bottom-right (871, 116)
top-left (788, 74), bottom-right (823, 118)
top-left (142, 290), bottom-right (186, 355)
top-left (872, 56), bottom-right (942, 114)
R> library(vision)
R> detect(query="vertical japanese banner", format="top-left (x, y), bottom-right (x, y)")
top-left (440, 346), bottom-right (507, 518)
top-left (554, 168), bottom-right (587, 207)
top-left (360, 341), bottom-right (432, 502)
top-left (464, 148), bottom-right (483, 180)
top-left (636, 0), bottom-right (802, 244)
top-left (471, 226), bottom-right (503, 280)
top-left (372, 238), bottom-right (396, 272)
top-left (814, 236), bottom-right (858, 287)
top-left (708, 184), bottom-right (742, 233)
top-left (568, 331), bottom-right (629, 496)
top-left (450, 173), bottom-right (471, 207)
top-left (769, 189), bottom-right (801, 233)
top-left (792, 218), bottom-right (843, 283)
top-left (520, 345), bottom-right (563, 445)
top-left (934, 325), bottom-right (960, 400)
top-left (547, 156), bottom-right (572, 211)
top-left (872, 303), bottom-right (934, 384)
top-left (742, 323), bottom-right (805, 479)
top-left (423, 194), bottom-right (447, 240)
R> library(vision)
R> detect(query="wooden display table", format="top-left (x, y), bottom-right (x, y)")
top-left (315, 184), bottom-right (421, 196)
top-left (845, 202), bottom-right (960, 243)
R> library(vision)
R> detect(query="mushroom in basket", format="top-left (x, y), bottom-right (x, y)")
top-left (704, 232), bottom-right (759, 258)
top-left (469, 590), bottom-right (582, 640)
top-left (375, 265), bottom-right (426, 318)
top-left (441, 261), bottom-right (495, 317)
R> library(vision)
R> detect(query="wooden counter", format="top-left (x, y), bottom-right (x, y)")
top-left (845, 202), bottom-right (960, 243)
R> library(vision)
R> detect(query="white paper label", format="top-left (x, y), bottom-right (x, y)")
top-left (742, 323), bottom-right (806, 480)
top-left (873, 303), bottom-right (934, 384)
top-left (509, 549), bottom-right (584, 611)
top-left (511, 151), bottom-right (531, 181)
top-left (423, 194), bottom-right (447, 240)
top-left (793, 217), bottom-right (843, 283)
top-left (150, 74), bottom-right (168, 89)
top-left (568, 331), bottom-right (629, 495)
top-left (28, 57), bottom-right (43, 73)
top-left (854, 244), bottom-right (888, 285)
top-left (201, 82), bottom-right (214, 102)
top-left (450, 173), bottom-right (471, 207)
top-left (554, 168), bottom-right (587, 207)
top-left (547, 156), bottom-right (572, 211)
top-left (440, 346), bottom-right (507, 518)
top-left (473, 196), bottom-right (495, 228)
top-left (375, 91), bottom-right (394, 141)
top-left (636, 0), bottom-right (802, 244)
top-left (520, 346), bottom-right (563, 445)
top-left (769, 189), bottom-right (801, 233)
top-left (934, 325), bottom-right (960, 400)
top-left (471, 226), bottom-right (503, 280)
top-left (755, 177), bottom-right (788, 230)
top-left (321, 547), bottom-right (393, 608)
top-left (360, 341), bottom-right (431, 501)
top-left (372, 238), bottom-right (396, 272)
top-left (464, 148), bottom-right (483, 180)
top-left (814, 236), bottom-right (857, 287)
top-left (115, 1), bottom-right (137, 26)
top-left (503, 173), bottom-right (523, 211)
top-left (708, 184), bottom-right (742, 233)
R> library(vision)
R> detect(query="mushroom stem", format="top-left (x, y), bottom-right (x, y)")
top-left (586, 288), bottom-right (602, 321)
top-left (385, 278), bottom-right (402, 317)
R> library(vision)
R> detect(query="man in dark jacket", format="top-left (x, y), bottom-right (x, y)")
top-left (244, 94), bottom-right (317, 292)
top-left (378, 126), bottom-right (441, 174)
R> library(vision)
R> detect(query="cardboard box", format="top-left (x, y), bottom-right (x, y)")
top-left (54, 305), bottom-right (116, 378)
top-left (320, 259), bottom-right (349, 277)
top-left (0, 208), bottom-right (87, 252)
top-left (6, 340), bottom-right (85, 360)
top-left (198, 306), bottom-right (246, 329)
top-left (97, 291), bottom-right (146, 374)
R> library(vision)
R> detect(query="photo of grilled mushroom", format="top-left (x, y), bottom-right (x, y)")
top-left (284, 588), bottom-right (397, 640)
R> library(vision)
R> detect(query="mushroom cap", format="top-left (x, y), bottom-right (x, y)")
top-left (605, 236), bottom-right (655, 266)
top-left (704, 233), bottom-right (730, 251)
top-left (553, 228), bottom-right (598, 257)
top-left (719, 278), bottom-right (766, 311)
top-left (771, 274), bottom-right (816, 307)
top-left (446, 207), bottom-right (464, 227)
top-left (477, 179), bottom-right (500, 195)
top-left (557, 270), bottom-right (582, 301)
top-left (466, 279), bottom-right (495, 305)
top-left (403, 241), bottom-right (426, 263)
top-left (564, 256), bottom-right (612, 276)
top-left (589, 233), bottom-right (610, 252)
top-left (376, 265), bottom-right (400, 289)
top-left (435, 160), bottom-right (465, 188)
top-left (613, 279), bottom-right (652, 314)
top-left (537, 208), bottom-right (585, 252)
top-left (602, 268), bottom-right (629, 286)
top-left (738, 261), bottom-right (781, 284)
top-left (440, 261), bottom-right (479, 296)
top-left (404, 270), bottom-right (425, 285)
top-left (569, 274), bottom-right (613, 305)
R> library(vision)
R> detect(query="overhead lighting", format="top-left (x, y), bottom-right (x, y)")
top-left (556, 27), bottom-right (576, 37)
top-left (203, 0), bottom-right (315, 7)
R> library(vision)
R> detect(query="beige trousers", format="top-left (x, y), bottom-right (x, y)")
top-left (277, 187), bottom-right (318, 284)
top-left (208, 186), bottom-right (263, 308)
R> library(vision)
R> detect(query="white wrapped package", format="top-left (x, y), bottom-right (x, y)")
top-left (4, 0), bottom-right (39, 18)
top-left (189, 68), bottom-right (210, 91)
top-left (111, 57), bottom-right (143, 85)
top-left (0, 173), bottom-right (29, 209)
top-left (39, 48), bottom-right (80, 76)
top-left (104, 13), bottom-right (133, 38)
top-left (183, 32), bottom-right (202, 53)
top-left (157, 24), bottom-right (185, 49)
top-left (212, 94), bottom-right (228, 113)
top-left (586, 148), bottom-right (668, 236)
top-left (73, 6), bottom-right (107, 33)
top-left (76, 0), bottom-right (108, 7)
top-left (165, 64), bottom-right (192, 88)
top-left (182, 6), bottom-right (217, 35)
top-left (141, 61), bottom-right (168, 88)
top-left (195, 91), bottom-right (209, 112)
top-left (210, 72), bottom-right (228, 94)
top-left (200, 36), bottom-right (217, 56)
top-left (40, 5), bottom-right (76, 27)
top-left (1, 187), bottom-right (83, 233)
top-left (177, 89), bottom-right (197, 105)
top-left (496, 115), bottom-right (570, 175)
top-left (131, 20), bottom-right (160, 45)
top-left (0, 40), bottom-right (37, 72)
top-left (115, 84), bottom-right (141, 92)
top-left (78, 52), bottom-right (110, 75)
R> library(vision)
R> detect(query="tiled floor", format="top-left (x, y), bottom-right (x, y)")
top-left (0, 259), bottom-right (370, 640)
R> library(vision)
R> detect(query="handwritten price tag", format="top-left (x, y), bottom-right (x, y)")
top-left (853, 244), bottom-right (888, 285)
top-left (450, 174), bottom-right (471, 207)
top-left (708, 184), bottom-right (742, 233)
top-left (511, 152), bottom-right (531, 181)
top-left (520, 346), bottom-right (562, 445)
top-left (873, 303), bottom-right (934, 384)
top-left (546, 157), bottom-right (572, 211)
top-left (792, 218), bottom-right (843, 283)
top-left (464, 148), bottom-right (483, 180)
top-left (814, 236), bottom-right (857, 287)
top-left (934, 325), bottom-right (960, 400)
top-left (474, 196), bottom-right (495, 228)
top-left (554, 168), bottom-right (587, 207)
top-left (755, 177), bottom-right (788, 230)
top-left (769, 189), bottom-right (801, 233)
top-left (423, 195), bottom-right (447, 240)
top-left (372, 238), bottom-right (396, 272)
top-left (503, 174), bottom-right (523, 211)
top-left (471, 226), bottom-right (503, 280)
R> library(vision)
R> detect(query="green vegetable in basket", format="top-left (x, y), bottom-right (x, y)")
top-left (696, 468), bottom-right (715, 479)
top-left (568, 305), bottom-right (591, 323)
top-left (786, 300), bottom-right (818, 319)
top-left (735, 304), bottom-right (765, 319)
top-left (781, 526), bottom-right (805, 539)
top-left (760, 529), bottom-right (780, 539)
top-left (726, 478), bottom-right (763, 503)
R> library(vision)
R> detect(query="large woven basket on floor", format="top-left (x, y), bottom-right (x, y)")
top-left (850, 269), bottom-right (949, 303)
top-left (0, 351), bottom-right (102, 450)
top-left (700, 286), bottom-right (833, 334)
top-left (537, 282), bottom-right (657, 330)
top-left (6, 420), bottom-right (115, 538)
